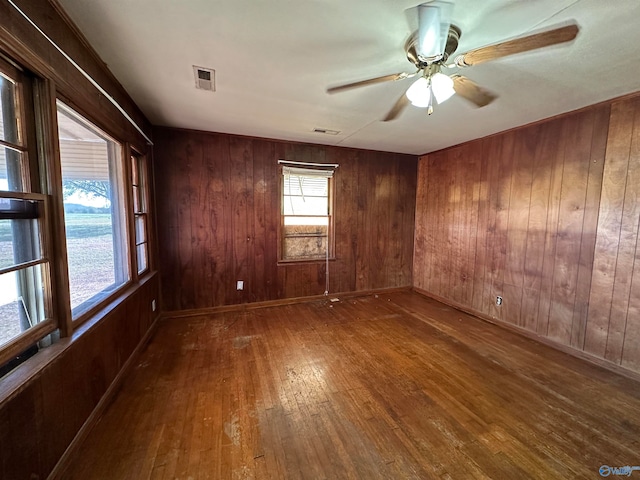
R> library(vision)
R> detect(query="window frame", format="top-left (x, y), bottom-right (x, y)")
top-left (55, 99), bottom-right (132, 325)
top-left (0, 57), bottom-right (57, 368)
top-left (128, 148), bottom-right (151, 277)
top-left (278, 165), bottom-right (336, 263)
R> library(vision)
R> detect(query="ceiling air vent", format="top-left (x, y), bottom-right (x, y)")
top-left (313, 128), bottom-right (340, 135)
top-left (193, 66), bottom-right (215, 91)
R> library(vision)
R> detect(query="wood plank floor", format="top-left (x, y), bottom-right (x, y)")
top-left (63, 291), bottom-right (640, 479)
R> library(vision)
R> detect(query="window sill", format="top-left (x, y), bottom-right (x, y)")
top-left (71, 281), bottom-right (132, 328)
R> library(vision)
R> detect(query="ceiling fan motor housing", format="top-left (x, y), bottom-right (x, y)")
top-left (406, 25), bottom-right (461, 68)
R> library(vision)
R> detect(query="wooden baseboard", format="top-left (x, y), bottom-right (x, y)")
top-left (47, 313), bottom-right (161, 480)
top-left (164, 286), bottom-right (413, 319)
top-left (412, 287), bottom-right (640, 384)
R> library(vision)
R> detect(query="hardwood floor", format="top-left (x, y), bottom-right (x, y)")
top-left (63, 291), bottom-right (640, 479)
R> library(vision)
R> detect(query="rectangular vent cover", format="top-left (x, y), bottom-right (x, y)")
top-left (313, 128), bottom-right (340, 135)
top-left (193, 66), bottom-right (215, 91)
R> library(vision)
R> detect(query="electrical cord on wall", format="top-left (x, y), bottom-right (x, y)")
top-left (325, 241), bottom-right (329, 296)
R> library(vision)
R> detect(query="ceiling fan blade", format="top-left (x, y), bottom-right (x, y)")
top-left (451, 75), bottom-right (496, 107)
top-left (456, 23), bottom-right (579, 67)
top-left (382, 90), bottom-right (411, 122)
top-left (327, 72), bottom-right (414, 94)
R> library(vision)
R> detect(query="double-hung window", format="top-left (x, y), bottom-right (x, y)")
top-left (0, 57), bottom-right (55, 368)
top-left (280, 165), bottom-right (335, 261)
top-left (57, 102), bottom-right (129, 319)
top-left (131, 152), bottom-right (149, 275)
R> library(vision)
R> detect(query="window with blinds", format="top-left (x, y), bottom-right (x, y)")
top-left (281, 166), bottom-right (334, 261)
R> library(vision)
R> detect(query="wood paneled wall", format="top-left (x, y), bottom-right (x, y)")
top-left (0, 275), bottom-right (159, 480)
top-left (153, 127), bottom-right (417, 311)
top-left (585, 97), bottom-right (640, 371)
top-left (414, 94), bottom-right (640, 374)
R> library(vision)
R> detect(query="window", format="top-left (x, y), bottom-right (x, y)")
top-left (57, 102), bottom-right (129, 319)
top-left (131, 152), bottom-right (149, 275)
top-left (281, 165), bottom-right (335, 261)
top-left (0, 57), bottom-right (55, 369)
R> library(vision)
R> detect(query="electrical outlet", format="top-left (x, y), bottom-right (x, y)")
top-left (151, 299), bottom-right (156, 312)
top-left (237, 280), bottom-right (244, 291)
top-left (496, 296), bottom-right (503, 306)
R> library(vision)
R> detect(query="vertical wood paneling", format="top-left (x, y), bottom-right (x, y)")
top-left (229, 137), bottom-right (252, 303)
top-left (603, 101), bottom-right (640, 364)
top-left (548, 112), bottom-right (592, 343)
top-left (520, 122), bottom-right (555, 331)
top-left (330, 147), bottom-right (357, 293)
top-left (471, 140), bottom-right (490, 314)
top-left (154, 128), bottom-right (417, 311)
top-left (449, 147), bottom-right (463, 303)
top-left (570, 105), bottom-right (610, 349)
top-left (465, 145), bottom-right (482, 307)
top-left (584, 100), bottom-right (637, 357)
top-left (431, 151), bottom-right (448, 297)
top-left (487, 133), bottom-right (515, 322)
top-left (413, 95), bottom-right (640, 376)
top-left (354, 154), bottom-right (373, 291)
top-left (505, 127), bottom-right (534, 293)
top-left (252, 140), bottom-right (268, 302)
top-left (536, 118), bottom-right (565, 336)
top-left (189, 134), bottom-right (208, 309)
top-left (622, 239), bottom-right (640, 371)
top-left (177, 135), bottom-right (196, 309)
top-left (206, 134), bottom-right (228, 304)
top-left (505, 127), bottom-right (536, 327)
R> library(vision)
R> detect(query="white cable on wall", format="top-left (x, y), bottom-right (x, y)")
top-left (325, 236), bottom-right (330, 296)
top-left (7, 0), bottom-right (153, 145)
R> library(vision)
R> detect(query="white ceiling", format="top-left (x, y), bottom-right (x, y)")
top-left (56, 0), bottom-right (640, 155)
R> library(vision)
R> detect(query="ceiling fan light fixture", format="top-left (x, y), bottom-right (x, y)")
top-left (406, 77), bottom-right (432, 107)
top-left (417, 1), bottom-right (454, 63)
top-left (431, 72), bottom-right (455, 104)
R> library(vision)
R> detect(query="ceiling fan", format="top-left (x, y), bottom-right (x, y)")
top-left (327, 1), bottom-right (579, 120)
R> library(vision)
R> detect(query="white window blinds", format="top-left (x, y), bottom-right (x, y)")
top-left (282, 166), bottom-right (335, 178)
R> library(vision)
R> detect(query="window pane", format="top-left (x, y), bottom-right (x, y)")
top-left (283, 195), bottom-right (328, 216)
top-left (136, 243), bottom-right (147, 274)
top-left (283, 175), bottom-right (327, 196)
top-left (0, 147), bottom-right (25, 192)
top-left (283, 223), bottom-right (328, 260)
top-left (0, 74), bottom-right (20, 145)
top-left (131, 155), bottom-right (139, 185)
top-left (57, 102), bottom-right (129, 317)
top-left (283, 215), bottom-right (329, 226)
top-left (0, 263), bottom-right (46, 348)
top-left (132, 185), bottom-right (141, 213)
top-left (64, 213), bottom-right (118, 309)
top-left (0, 218), bottom-right (41, 269)
top-left (135, 215), bottom-right (146, 243)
